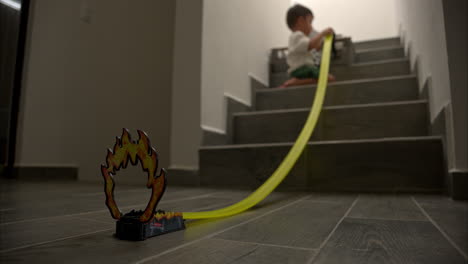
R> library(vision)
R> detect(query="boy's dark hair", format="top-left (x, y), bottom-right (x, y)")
top-left (286, 4), bottom-right (313, 30)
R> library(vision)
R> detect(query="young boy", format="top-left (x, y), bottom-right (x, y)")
top-left (281, 4), bottom-right (336, 88)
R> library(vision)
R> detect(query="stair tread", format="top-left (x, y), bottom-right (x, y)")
top-left (259, 74), bottom-right (417, 93)
top-left (200, 136), bottom-right (443, 150)
top-left (355, 46), bottom-right (404, 53)
top-left (343, 58), bottom-right (409, 67)
top-left (270, 58), bottom-right (410, 77)
top-left (235, 99), bottom-right (427, 116)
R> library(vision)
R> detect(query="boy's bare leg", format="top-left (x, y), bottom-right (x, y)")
top-left (280, 74), bottom-right (336, 88)
top-left (280, 78), bottom-right (317, 88)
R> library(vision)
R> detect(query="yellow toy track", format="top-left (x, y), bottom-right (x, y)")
top-left (183, 35), bottom-right (334, 220)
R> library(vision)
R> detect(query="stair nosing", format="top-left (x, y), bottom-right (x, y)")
top-left (348, 58), bottom-right (409, 67)
top-left (270, 58), bottom-right (410, 77)
top-left (354, 37), bottom-right (400, 44)
top-left (355, 46), bottom-right (404, 54)
top-left (234, 99), bottom-right (428, 117)
top-left (200, 136), bottom-right (443, 150)
top-left (260, 74), bottom-right (417, 93)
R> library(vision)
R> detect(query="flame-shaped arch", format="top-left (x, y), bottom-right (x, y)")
top-left (101, 128), bottom-right (167, 222)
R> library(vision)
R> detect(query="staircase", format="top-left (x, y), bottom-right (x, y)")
top-left (199, 37), bottom-right (445, 193)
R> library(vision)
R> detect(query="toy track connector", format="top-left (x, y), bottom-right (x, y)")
top-left (116, 210), bottom-right (185, 241)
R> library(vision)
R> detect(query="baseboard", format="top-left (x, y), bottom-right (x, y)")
top-left (8, 166), bottom-right (78, 181)
top-left (225, 94), bottom-right (251, 144)
top-left (201, 92), bottom-right (252, 146)
top-left (423, 77), bottom-right (466, 200)
top-left (250, 74), bottom-right (267, 111)
top-left (450, 170), bottom-right (468, 200)
top-left (431, 105), bottom-right (463, 200)
top-left (248, 73), bottom-right (268, 90)
top-left (166, 167), bottom-right (199, 186)
top-left (201, 125), bottom-right (228, 146)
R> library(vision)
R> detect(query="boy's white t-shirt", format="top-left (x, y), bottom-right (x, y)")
top-left (287, 31), bottom-right (321, 74)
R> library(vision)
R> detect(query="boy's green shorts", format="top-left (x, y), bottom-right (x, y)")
top-left (290, 65), bottom-right (320, 79)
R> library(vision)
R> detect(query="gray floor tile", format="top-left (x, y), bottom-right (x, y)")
top-left (78, 195), bottom-right (243, 224)
top-left (305, 193), bottom-right (358, 204)
top-left (215, 199), bottom-right (353, 248)
top-left (1, 180), bottom-right (465, 264)
top-left (149, 238), bottom-right (316, 264)
top-left (0, 216), bottom-right (113, 252)
top-left (0, 190), bottom-right (303, 263)
top-left (348, 195), bottom-right (427, 221)
top-left (414, 196), bottom-right (468, 255)
top-left (0, 184), bottom-right (216, 223)
top-left (312, 218), bottom-right (467, 264)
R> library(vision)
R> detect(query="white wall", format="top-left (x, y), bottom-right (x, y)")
top-left (169, 0), bottom-right (203, 170)
top-left (291, 0), bottom-right (399, 42)
top-left (395, 0), bottom-right (466, 171)
top-left (395, 0), bottom-right (451, 118)
top-left (201, 0), bottom-right (290, 132)
top-left (16, 0), bottom-right (175, 183)
top-left (394, 0), bottom-right (453, 166)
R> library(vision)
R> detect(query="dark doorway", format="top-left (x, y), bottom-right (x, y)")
top-left (0, 0), bottom-right (30, 177)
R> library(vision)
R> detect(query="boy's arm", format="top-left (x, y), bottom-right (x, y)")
top-left (308, 28), bottom-right (334, 50)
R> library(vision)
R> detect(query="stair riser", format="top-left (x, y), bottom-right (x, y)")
top-left (199, 139), bottom-right (444, 192)
top-left (331, 60), bottom-right (411, 81)
top-left (271, 57), bottom-right (353, 74)
top-left (270, 60), bottom-right (411, 87)
top-left (354, 38), bottom-right (401, 50)
top-left (234, 102), bottom-right (428, 144)
top-left (306, 140), bottom-right (443, 192)
top-left (199, 145), bottom-right (307, 189)
top-left (355, 47), bottom-right (405, 63)
top-left (256, 77), bottom-right (418, 111)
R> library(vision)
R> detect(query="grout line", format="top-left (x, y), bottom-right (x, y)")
top-left (0, 193), bottom-right (217, 226)
top-left (211, 237), bottom-right (316, 252)
top-left (303, 200), bottom-right (344, 205)
top-left (411, 197), bottom-right (468, 260)
top-left (0, 208), bottom-right (15, 212)
top-left (133, 195), bottom-right (311, 264)
top-left (0, 228), bottom-right (113, 254)
top-left (71, 216), bottom-right (114, 225)
top-left (345, 216), bottom-right (429, 222)
top-left (306, 195), bottom-right (360, 264)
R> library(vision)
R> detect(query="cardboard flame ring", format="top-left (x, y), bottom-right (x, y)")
top-left (100, 128), bottom-right (166, 222)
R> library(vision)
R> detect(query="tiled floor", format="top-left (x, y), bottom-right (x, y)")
top-left (0, 179), bottom-right (467, 263)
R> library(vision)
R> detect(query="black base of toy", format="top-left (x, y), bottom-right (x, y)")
top-left (116, 210), bottom-right (185, 241)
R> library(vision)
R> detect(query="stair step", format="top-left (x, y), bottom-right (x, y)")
top-left (234, 100), bottom-right (428, 144)
top-left (354, 37), bottom-right (401, 50)
top-left (270, 59), bottom-right (411, 87)
top-left (331, 59), bottom-right (411, 80)
top-left (199, 136), bottom-right (444, 192)
top-left (355, 46), bottom-right (405, 63)
top-left (271, 46), bottom-right (405, 74)
top-left (256, 75), bottom-right (418, 111)
top-left (270, 55), bottom-right (353, 74)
